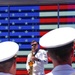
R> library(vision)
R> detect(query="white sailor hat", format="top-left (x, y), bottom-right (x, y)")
top-left (0, 41), bottom-right (19, 62)
top-left (39, 27), bottom-right (75, 48)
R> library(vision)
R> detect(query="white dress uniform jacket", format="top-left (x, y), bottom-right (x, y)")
top-left (26, 49), bottom-right (48, 75)
top-left (46, 64), bottom-right (75, 75)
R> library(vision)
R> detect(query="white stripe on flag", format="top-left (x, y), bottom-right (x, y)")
top-left (16, 63), bottom-right (75, 69)
top-left (17, 51), bottom-right (30, 56)
top-left (59, 11), bottom-right (75, 16)
top-left (40, 12), bottom-right (57, 17)
top-left (59, 24), bottom-right (75, 28)
top-left (16, 63), bottom-right (53, 69)
top-left (40, 25), bottom-right (57, 30)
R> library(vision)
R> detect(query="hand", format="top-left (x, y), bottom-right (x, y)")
top-left (28, 69), bottom-right (30, 74)
top-left (31, 56), bottom-right (40, 61)
top-left (31, 56), bottom-right (36, 61)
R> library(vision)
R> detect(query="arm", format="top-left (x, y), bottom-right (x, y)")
top-left (26, 53), bottom-right (31, 73)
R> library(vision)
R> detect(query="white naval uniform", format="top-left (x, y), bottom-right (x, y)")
top-left (0, 72), bottom-right (12, 75)
top-left (46, 64), bottom-right (75, 75)
top-left (26, 49), bottom-right (48, 75)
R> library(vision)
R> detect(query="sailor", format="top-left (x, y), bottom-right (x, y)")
top-left (0, 41), bottom-right (19, 75)
top-left (39, 27), bottom-right (75, 75)
top-left (26, 40), bottom-right (48, 75)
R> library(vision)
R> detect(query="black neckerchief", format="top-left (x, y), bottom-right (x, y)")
top-left (34, 49), bottom-right (39, 56)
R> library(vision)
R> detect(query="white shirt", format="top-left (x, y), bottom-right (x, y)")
top-left (0, 72), bottom-right (12, 75)
top-left (26, 49), bottom-right (48, 75)
top-left (46, 64), bottom-right (75, 75)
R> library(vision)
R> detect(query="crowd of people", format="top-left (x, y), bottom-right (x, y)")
top-left (0, 27), bottom-right (75, 75)
top-left (26, 27), bottom-right (75, 75)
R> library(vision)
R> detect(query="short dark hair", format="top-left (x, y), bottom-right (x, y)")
top-left (31, 40), bottom-right (38, 44)
top-left (48, 41), bottom-right (74, 63)
top-left (0, 57), bottom-right (16, 72)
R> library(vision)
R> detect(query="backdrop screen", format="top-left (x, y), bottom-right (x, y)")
top-left (0, 4), bottom-right (75, 75)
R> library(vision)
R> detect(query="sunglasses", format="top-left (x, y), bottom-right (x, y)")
top-left (31, 44), bottom-right (37, 46)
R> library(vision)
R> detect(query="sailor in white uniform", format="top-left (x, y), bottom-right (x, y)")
top-left (0, 41), bottom-right (19, 75)
top-left (26, 40), bottom-right (48, 75)
top-left (39, 27), bottom-right (75, 75)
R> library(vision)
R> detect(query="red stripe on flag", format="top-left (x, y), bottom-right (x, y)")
top-left (16, 70), bottom-right (51, 75)
top-left (45, 70), bottom-right (51, 74)
top-left (16, 57), bottom-right (52, 63)
top-left (16, 55), bottom-right (52, 63)
top-left (16, 57), bottom-right (27, 62)
top-left (60, 4), bottom-right (75, 10)
top-left (60, 18), bottom-right (75, 23)
top-left (16, 70), bottom-right (28, 75)
top-left (40, 5), bottom-right (58, 10)
top-left (40, 31), bottom-right (48, 36)
top-left (72, 57), bottom-right (75, 62)
top-left (16, 55), bottom-right (54, 63)
top-left (40, 18), bottom-right (58, 23)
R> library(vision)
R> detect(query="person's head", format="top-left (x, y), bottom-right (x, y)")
top-left (0, 41), bottom-right (19, 75)
top-left (39, 27), bottom-right (75, 66)
top-left (31, 40), bottom-right (38, 51)
top-left (47, 42), bottom-right (74, 65)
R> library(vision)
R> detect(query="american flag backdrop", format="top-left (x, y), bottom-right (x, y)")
top-left (0, 4), bottom-right (75, 75)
